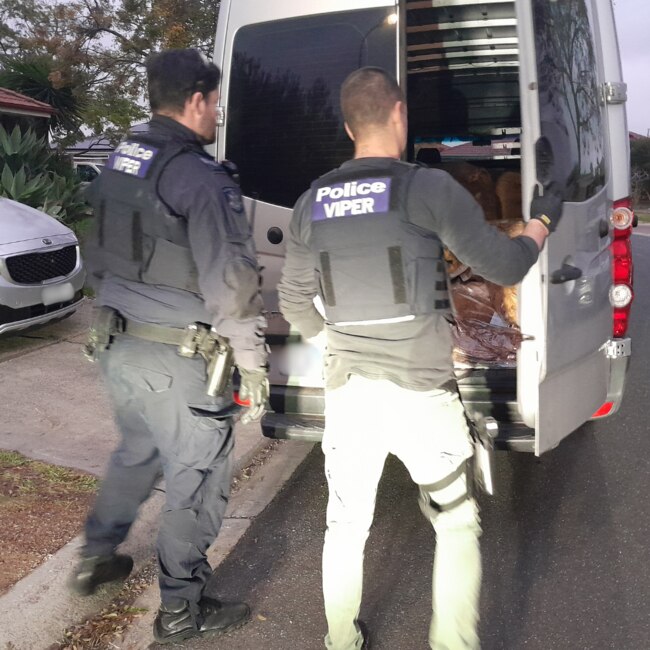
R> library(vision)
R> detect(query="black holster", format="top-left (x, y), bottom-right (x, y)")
top-left (176, 322), bottom-right (234, 397)
top-left (468, 414), bottom-right (498, 496)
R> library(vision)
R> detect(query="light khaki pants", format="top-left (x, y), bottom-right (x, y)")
top-left (322, 375), bottom-right (482, 650)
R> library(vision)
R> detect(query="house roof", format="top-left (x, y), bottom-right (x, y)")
top-left (0, 87), bottom-right (54, 118)
top-left (66, 122), bottom-right (150, 155)
top-left (66, 134), bottom-right (114, 153)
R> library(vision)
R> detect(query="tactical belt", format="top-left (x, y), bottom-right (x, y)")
top-left (121, 317), bottom-right (233, 398)
top-left (122, 318), bottom-right (187, 346)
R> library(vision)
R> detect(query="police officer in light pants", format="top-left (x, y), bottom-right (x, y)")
top-left (278, 67), bottom-right (563, 650)
top-left (69, 49), bottom-right (269, 645)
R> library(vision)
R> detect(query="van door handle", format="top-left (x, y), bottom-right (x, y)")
top-left (550, 264), bottom-right (583, 284)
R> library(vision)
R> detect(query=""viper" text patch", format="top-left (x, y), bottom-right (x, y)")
top-left (312, 177), bottom-right (391, 220)
top-left (107, 141), bottom-right (159, 178)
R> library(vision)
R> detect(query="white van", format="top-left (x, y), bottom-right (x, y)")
top-left (213, 0), bottom-right (634, 455)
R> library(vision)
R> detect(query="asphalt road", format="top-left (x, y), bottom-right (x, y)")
top-left (153, 233), bottom-right (650, 650)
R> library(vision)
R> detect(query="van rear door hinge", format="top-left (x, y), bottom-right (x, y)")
top-left (602, 82), bottom-right (627, 105)
top-left (604, 338), bottom-right (631, 359)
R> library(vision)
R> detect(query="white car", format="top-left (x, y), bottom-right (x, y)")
top-left (0, 198), bottom-right (85, 335)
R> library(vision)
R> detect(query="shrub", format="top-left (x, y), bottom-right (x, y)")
top-left (0, 124), bottom-right (89, 224)
top-left (631, 139), bottom-right (650, 206)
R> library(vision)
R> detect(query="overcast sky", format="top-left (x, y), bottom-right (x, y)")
top-left (614, 0), bottom-right (649, 136)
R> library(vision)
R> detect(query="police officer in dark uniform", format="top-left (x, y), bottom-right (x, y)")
top-left (278, 67), bottom-right (563, 650)
top-left (69, 49), bottom-right (268, 645)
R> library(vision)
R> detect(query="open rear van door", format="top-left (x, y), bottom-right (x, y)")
top-left (216, 0), bottom-right (399, 336)
top-left (516, 0), bottom-right (612, 454)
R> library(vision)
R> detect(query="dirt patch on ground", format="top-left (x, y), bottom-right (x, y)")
top-left (0, 450), bottom-right (98, 595)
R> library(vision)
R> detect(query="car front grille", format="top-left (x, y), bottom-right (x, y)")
top-left (6, 245), bottom-right (77, 284)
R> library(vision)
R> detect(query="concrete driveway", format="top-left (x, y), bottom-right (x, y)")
top-left (0, 299), bottom-right (312, 649)
top-left (0, 300), bottom-right (119, 473)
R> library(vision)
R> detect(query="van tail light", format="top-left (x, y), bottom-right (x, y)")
top-left (609, 197), bottom-right (634, 337)
top-left (611, 204), bottom-right (634, 233)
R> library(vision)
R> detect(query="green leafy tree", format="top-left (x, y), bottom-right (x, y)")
top-left (1, 0), bottom-right (221, 144)
top-left (0, 56), bottom-right (86, 141)
top-left (631, 139), bottom-right (650, 205)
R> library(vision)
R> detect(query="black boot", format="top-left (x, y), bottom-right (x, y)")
top-left (69, 553), bottom-right (133, 596)
top-left (358, 619), bottom-right (371, 650)
top-left (153, 601), bottom-right (196, 645)
top-left (153, 596), bottom-right (251, 644)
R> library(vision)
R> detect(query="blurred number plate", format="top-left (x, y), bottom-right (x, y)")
top-left (274, 343), bottom-right (325, 387)
top-left (42, 282), bottom-right (74, 306)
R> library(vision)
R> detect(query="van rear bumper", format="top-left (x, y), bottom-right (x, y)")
top-left (261, 410), bottom-right (535, 452)
top-left (262, 367), bottom-right (535, 452)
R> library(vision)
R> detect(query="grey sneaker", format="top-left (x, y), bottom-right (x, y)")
top-left (69, 553), bottom-right (133, 596)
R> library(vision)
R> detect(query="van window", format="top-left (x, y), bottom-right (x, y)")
top-left (533, 0), bottom-right (605, 201)
top-left (226, 9), bottom-right (397, 209)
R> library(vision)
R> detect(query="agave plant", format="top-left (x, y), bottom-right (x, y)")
top-left (0, 124), bottom-right (52, 175)
top-left (0, 164), bottom-right (51, 203)
top-left (0, 125), bottom-right (88, 224)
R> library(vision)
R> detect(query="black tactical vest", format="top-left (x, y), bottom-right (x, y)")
top-left (309, 160), bottom-right (450, 324)
top-left (87, 130), bottom-right (200, 293)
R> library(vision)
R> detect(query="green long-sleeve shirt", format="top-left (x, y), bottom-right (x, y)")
top-left (278, 158), bottom-right (539, 390)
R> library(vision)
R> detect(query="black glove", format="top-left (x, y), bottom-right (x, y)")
top-left (530, 181), bottom-right (564, 233)
top-left (238, 367), bottom-right (269, 425)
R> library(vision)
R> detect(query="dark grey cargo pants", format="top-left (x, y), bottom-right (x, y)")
top-left (84, 335), bottom-right (234, 607)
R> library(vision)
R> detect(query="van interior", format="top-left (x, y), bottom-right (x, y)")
top-left (405, 1), bottom-right (524, 372)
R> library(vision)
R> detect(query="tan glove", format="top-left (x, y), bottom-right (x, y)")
top-left (237, 367), bottom-right (269, 425)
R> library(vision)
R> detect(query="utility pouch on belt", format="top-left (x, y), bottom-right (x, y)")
top-left (176, 323), bottom-right (234, 397)
top-left (84, 306), bottom-right (124, 362)
top-left (469, 414), bottom-right (498, 496)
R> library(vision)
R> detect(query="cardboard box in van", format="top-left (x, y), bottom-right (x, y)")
top-left (213, 0), bottom-right (633, 455)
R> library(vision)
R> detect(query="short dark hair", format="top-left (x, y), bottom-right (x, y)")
top-left (340, 67), bottom-right (404, 137)
top-left (146, 49), bottom-right (221, 113)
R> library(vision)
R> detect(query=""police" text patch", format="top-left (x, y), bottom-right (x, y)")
top-left (106, 141), bottom-right (159, 178)
top-left (312, 177), bottom-right (391, 220)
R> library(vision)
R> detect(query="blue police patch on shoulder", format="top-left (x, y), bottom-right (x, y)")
top-left (199, 157), bottom-right (221, 170)
top-left (223, 188), bottom-right (244, 214)
top-left (106, 140), bottom-right (158, 178)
